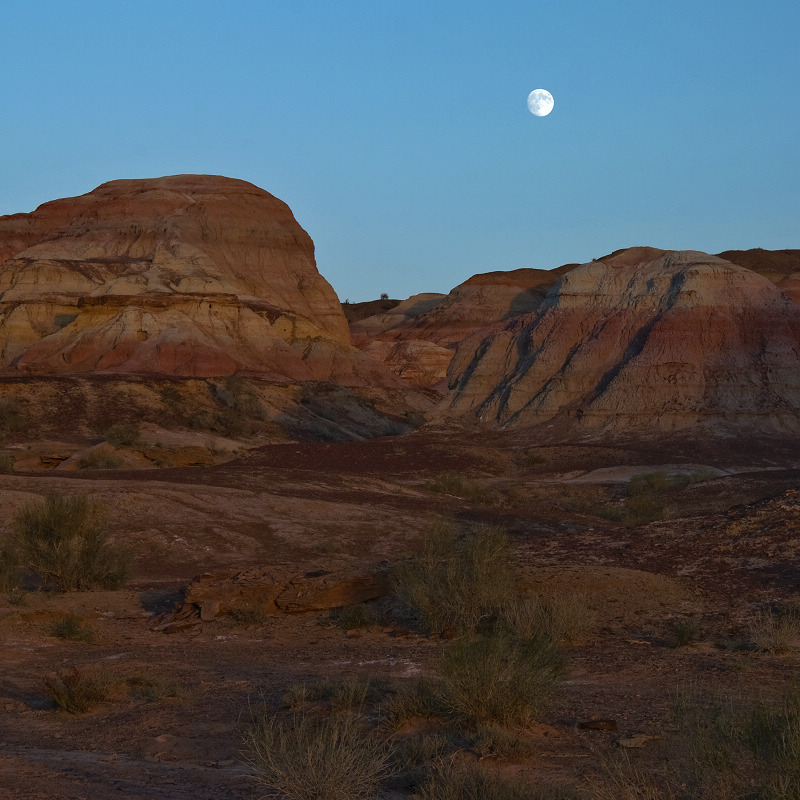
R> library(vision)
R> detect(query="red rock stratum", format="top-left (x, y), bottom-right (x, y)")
top-left (442, 248), bottom-right (800, 435)
top-left (0, 175), bottom-right (391, 384)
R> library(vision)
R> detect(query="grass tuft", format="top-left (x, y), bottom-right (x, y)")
top-left (7, 492), bottom-right (132, 591)
top-left (51, 613), bottom-right (95, 643)
top-left (246, 712), bottom-right (393, 800)
top-left (44, 668), bottom-right (120, 713)
top-left (416, 757), bottom-right (575, 800)
top-left (438, 632), bottom-right (563, 727)
top-left (391, 520), bottom-right (518, 636)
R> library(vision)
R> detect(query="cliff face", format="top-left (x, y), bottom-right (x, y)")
top-left (349, 267), bottom-right (572, 389)
top-left (442, 249), bottom-right (800, 434)
top-left (0, 175), bottom-right (384, 382)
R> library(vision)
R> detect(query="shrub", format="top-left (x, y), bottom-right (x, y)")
top-left (669, 619), bottom-right (701, 648)
top-left (438, 633), bottom-right (563, 727)
top-left (749, 608), bottom-right (800, 654)
top-left (44, 667), bottom-right (120, 713)
top-left (391, 520), bottom-right (518, 635)
top-left (337, 603), bottom-right (380, 630)
top-left (623, 494), bottom-right (664, 525)
top-left (417, 757), bottom-right (574, 800)
top-left (8, 493), bottom-right (132, 591)
top-left (0, 453), bottom-right (14, 473)
top-left (673, 684), bottom-right (800, 800)
top-left (246, 712), bottom-right (394, 800)
top-left (127, 673), bottom-right (187, 701)
top-left (230, 604), bottom-right (268, 626)
top-left (381, 679), bottom-right (448, 731)
top-left (0, 397), bottom-right (25, 434)
top-left (502, 594), bottom-right (594, 644)
top-left (425, 473), bottom-right (496, 505)
top-left (470, 724), bottom-right (539, 759)
top-left (51, 613), bottom-right (95, 643)
top-left (80, 450), bottom-right (124, 470)
top-left (103, 423), bottom-right (141, 447)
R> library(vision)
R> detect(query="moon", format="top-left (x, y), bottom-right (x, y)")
top-left (527, 89), bottom-right (554, 117)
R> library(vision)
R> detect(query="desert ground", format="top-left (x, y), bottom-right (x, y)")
top-left (2, 426), bottom-right (799, 799)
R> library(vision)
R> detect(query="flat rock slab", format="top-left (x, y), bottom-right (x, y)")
top-left (186, 561), bottom-right (389, 614)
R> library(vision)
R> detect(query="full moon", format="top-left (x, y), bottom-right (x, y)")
top-left (527, 89), bottom-right (554, 117)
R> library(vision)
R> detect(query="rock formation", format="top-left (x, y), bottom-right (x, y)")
top-left (717, 249), bottom-right (800, 305)
top-left (442, 248), bottom-right (800, 435)
top-left (0, 175), bottom-right (393, 384)
top-left (350, 267), bottom-right (573, 389)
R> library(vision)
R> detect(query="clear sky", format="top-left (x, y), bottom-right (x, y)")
top-left (1, 1), bottom-right (798, 301)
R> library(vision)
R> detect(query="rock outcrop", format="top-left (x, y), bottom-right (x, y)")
top-left (0, 175), bottom-right (393, 384)
top-left (442, 248), bottom-right (800, 435)
top-left (350, 268), bottom-right (572, 389)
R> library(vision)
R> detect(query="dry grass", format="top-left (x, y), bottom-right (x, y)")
top-left (749, 608), bottom-right (800, 654)
top-left (246, 712), bottom-right (393, 800)
top-left (44, 668), bottom-right (121, 713)
top-left (502, 594), bottom-right (595, 644)
top-left (7, 493), bottom-right (132, 591)
top-left (425, 473), bottom-right (500, 505)
top-left (438, 632), bottom-right (563, 727)
top-left (391, 520), bottom-right (519, 635)
top-left (417, 757), bottom-right (575, 800)
top-left (103, 423), bottom-right (142, 447)
top-left (51, 613), bottom-right (95, 643)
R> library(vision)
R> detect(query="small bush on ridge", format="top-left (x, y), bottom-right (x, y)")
top-left (51, 613), bottom-right (95, 643)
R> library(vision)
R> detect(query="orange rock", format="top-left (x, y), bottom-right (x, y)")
top-left (0, 175), bottom-right (401, 386)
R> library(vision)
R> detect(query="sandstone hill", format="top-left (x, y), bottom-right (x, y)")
top-left (0, 175), bottom-right (394, 385)
top-left (349, 266), bottom-right (575, 389)
top-left (440, 248), bottom-right (800, 436)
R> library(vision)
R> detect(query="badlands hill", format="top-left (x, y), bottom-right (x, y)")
top-left (1, 176), bottom-right (798, 448)
top-left (0, 175), bottom-right (392, 385)
top-left (440, 247), bottom-right (800, 436)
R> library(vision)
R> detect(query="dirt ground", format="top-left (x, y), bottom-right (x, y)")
top-left (1, 428), bottom-right (799, 799)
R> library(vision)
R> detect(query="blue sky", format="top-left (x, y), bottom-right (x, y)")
top-left (1, 1), bottom-right (798, 301)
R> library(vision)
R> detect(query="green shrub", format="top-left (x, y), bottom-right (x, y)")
top-left (103, 423), bottom-right (141, 447)
top-left (8, 493), bottom-right (132, 591)
top-left (246, 712), bottom-right (394, 800)
top-left (438, 633), bottom-right (563, 727)
top-left (416, 758), bottom-right (574, 800)
top-left (44, 667), bottom-right (120, 713)
top-left (0, 453), bottom-right (14, 473)
top-left (51, 613), bottom-right (95, 643)
top-left (391, 520), bottom-right (518, 635)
